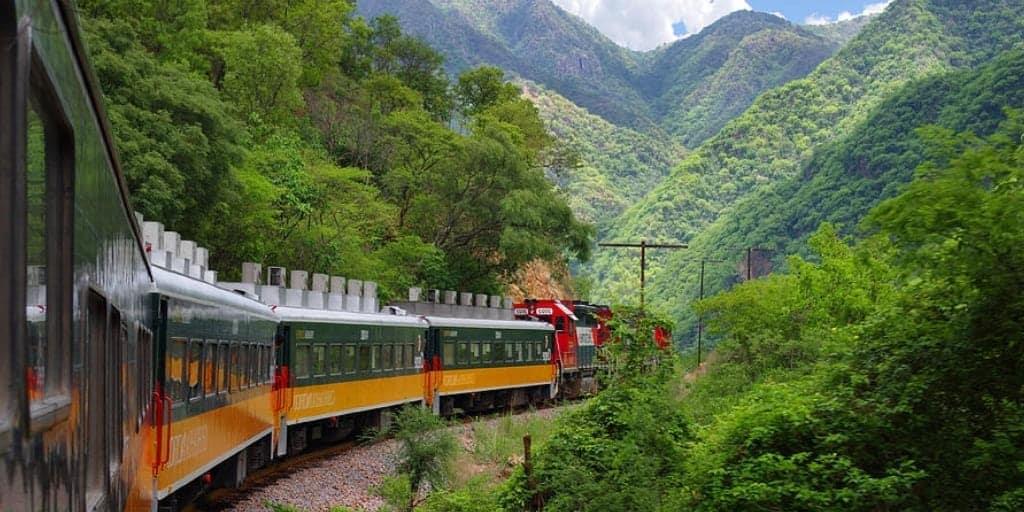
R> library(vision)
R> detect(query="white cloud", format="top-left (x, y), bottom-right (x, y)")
top-left (550, 0), bottom-right (752, 51)
top-left (770, 11), bottom-right (787, 20)
top-left (804, 0), bottom-right (892, 26)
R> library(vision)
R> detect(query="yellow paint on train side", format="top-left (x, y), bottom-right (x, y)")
top-left (156, 388), bottom-right (276, 499)
top-left (286, 373), bottom-right (423, 425)
top-left (437, 364), bottom-right (553, 395)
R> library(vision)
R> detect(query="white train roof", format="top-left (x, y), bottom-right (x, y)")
top-left (274, 306), bottom-right (428, 328)
top-left (152, 265), bottom-right (278, 322)
top-left (424, 316), bottom-right (553, 331)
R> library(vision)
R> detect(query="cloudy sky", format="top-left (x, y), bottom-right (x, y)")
top-left (549, 0), bottom-right (893, 51)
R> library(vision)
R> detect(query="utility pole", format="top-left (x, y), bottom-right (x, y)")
top-left (696, 258), bottom-right (725, 366)
top-left (599, 240), bottom-right (687, 311)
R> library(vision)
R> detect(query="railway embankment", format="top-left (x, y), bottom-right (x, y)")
top-left (219, 405), bottom-right (570, 512)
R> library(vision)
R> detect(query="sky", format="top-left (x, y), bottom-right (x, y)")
top-left (549, 0), bottom-right (893, 51)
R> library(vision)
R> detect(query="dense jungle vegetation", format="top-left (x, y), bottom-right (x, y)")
top-left (79, 0), bottom-right (593, 298)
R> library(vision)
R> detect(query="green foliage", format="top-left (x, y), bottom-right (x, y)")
top-left (79, 0), bottom-right (592, 294)
top-left (419, 477), bottom-right (501, 512)
top-left (392, 405), bottom-right (459, 509)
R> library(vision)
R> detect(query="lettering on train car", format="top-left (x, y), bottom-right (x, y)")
top-left (167, 425), bottom-right (210, 468)
top-left (293, 390), bottom-right (336, 411)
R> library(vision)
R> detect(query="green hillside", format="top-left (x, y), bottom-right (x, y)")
top-left (593, 0), bottom-right (1024, 326)
top-left (522, 82), bottom-right (685, 233)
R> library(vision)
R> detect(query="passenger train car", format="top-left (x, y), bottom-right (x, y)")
top-left (2, 1), bottom-right (155, 510)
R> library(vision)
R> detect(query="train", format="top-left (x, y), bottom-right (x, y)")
top-left (0, 2), bottom-right (625, 510)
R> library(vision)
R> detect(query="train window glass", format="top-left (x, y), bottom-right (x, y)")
top-left (249, 344), bottom-right (258, 386)
top-left (371, 345), bottom-right (381, 371)
top-left (469, 342), bottom-right (480, 364)
top-left (554, 317), bottom-right (565, 331)
top-left (312, 345), bottom-right (326, 376)
top-left (85, 292), bottom-right (108, 502)
top-left (506, 343), bottom-right (514, 362)
top-left (537, 342), bottom-right (544, 359)
top-left (344, 345), bottom-right (356, 374)
top-left (406, 343), bottom-right (414, 369)
top-left (229, 343), bottom-right (240, 391)
top-left (25, 107), bottom-right (47, 404)
top-left (168, 338), bottom-right (187, 403)
top-left (329, 345), bottom-right (342, 375)
top-left (218, 343), bottom-right (228, 393)
top-left (242, 344), bottom-right (253, 388)
top-left (457, 342), bottom-right (469, 365)
top-left (202, 342), bottom-right (215, 396)
top-left (382, 344), bottom-right (393, 371)
top-left (482, 342), bottom-right (492, 363)
top-left (525, 342), bottom-right (533, 362)
top-left (516, 343), bottom-right (523, 362)
top-left (292, 344), bottom-right (307, 379)
top-left (260, 345), bottom-right (269, 383)
top-left (443, 342), bottom-right (456, 366)
top-left (358, 345), bottom-right (370, 372)
top-left (188, 340), bottom-right (203, 401)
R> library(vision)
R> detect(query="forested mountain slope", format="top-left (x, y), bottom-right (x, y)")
top-left (522, 82), bottom-right (685, 232)
top-left (594, 0), bottom-right (1024, 321)
top-left (654, 49), bottom-right (1024, 335)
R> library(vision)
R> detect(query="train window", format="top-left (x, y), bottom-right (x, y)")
top-left (481, 342), bottom-right (492, 363)
top-left (357, 345), bottom-right (370, 372)
top-left (204, 342), bottom-right (216, 396)
top-left (382, 344), bottom-right (393, 371)
top-left (168, 338), bottom-right (187, 403)
top-left (344, 345), bottom-right (356, 374)
top-left (555, 317), bottom-right (565, 331)
top-left (249, 344), bottom-right (258, 386)
top-left (85, 292), bottom-right (108, 503)
top-left (406, 343), bottom-right (414, 369)
top-left (457, 342), bottom-right (469, 365)
top-left (188, 340), bottom-right (203, 401)
top-left (242, 343), bottom-right (252, 388)
top-left (516, 343), bottom-right (523, 362)
top-left (371, 345), bottom-right (381, 371)
top-left (229, 343), bottom-right (240, 391)
top-left (470, 342), bottom-right (480, 364)
top-left (443, 342), bottom-right (455, 366)
top-left (295, 344), bottom-right (310, 379)
top-left (329, 345), bottom-right (342, 375)
top-left (218, 342), bottom-right (228, 393)
top-left (506, 343), bottom-right (514, 362)
top-left (312, 345), bottom-right (326, 376)
top-left (537, 342), bottom-right (544, 359)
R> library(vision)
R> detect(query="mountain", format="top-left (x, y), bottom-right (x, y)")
top-left (522, 81), bottom-right (685, 232)
top-left (357, 0), bottom-right (652, 129)
top-left (639, 11), bottom-right (838, 146)
top-left (595, 0), bottom-right (1024, 333)
top-left (804, 15), bottom-right (875, 46)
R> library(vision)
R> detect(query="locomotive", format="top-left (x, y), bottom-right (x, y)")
top-left (0, 2), bottom-right (624, 510)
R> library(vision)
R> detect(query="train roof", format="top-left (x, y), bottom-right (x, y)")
top-left (152, 265), bottom-right (278, 322)
top-left (424, 316), bottom-right (554, 331)
top-left (273, 306), bottom-right (428, 328)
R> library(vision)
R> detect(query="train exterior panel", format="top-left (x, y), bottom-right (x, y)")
top-left (152, 266), bottom-right (278, 502)
top-left (426, 317), bottom-right (554, 414)
top-left (2, 1), bottom-right (155, 510)
top-left (276, 307), bottom-right (426, 454)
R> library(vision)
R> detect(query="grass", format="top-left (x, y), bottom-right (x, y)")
top-left (470, 410), bottom-right (561, 466)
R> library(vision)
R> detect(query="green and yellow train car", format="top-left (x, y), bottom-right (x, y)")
top-left (276, 307), bottom-right (427, 454)
top-left (152, 266), bottom-right (279, 507)
top-left (425, 317), bottom-right (555, 415)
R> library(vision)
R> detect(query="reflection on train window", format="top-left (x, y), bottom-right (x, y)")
top-left (25, 106), bottom-right (46, 403)
top-left (218, 342), bottom-right (228, 393)
top-left (249, 344), bottom-right (258, 385)
top-left (239, 343), bottom-right (250, 388)
top-left (229, 343), bottom-right (240, 391)
top-left (516, 343), bottom-right (523, 362)
top-left (443, 342), bottom-right (456, 366)
top-left (481, 342), bottom-right (492, 363)
top-left (329, 345), bottom-right (342, 375)
top-left (295, 344), bottom-right (310, 379)
top-left (457, 342), bottom-right (469, 364)
top-left (188, 340), bottom-right (202, 401)
top-left (344, 345), bottom-right (356, 374)
top-left (406, 344), bottom-right (414, 369)
top-left (525, 342), bottom-right (533, 362)
top-left (371, 345), bottom-right (381, 371)
top-left (312, 345), bottom-right (326, 376)
top-left (204, 342), bottom-right (216, 396)
top-left (470, 342), bottom-right (480, 364)
top-left (358, 345), bottom-right (370, 372)
top-left (168, 338), bottom-right (186, 403)
top-left (506, 343), bottom-right (514, 362)
top-left (382, 344), bottom-right (393, 371)
top-left (537, 342), bottom-right (544, 359)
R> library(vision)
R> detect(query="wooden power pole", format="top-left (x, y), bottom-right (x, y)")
top-left (599, 240), bottom-right (687, 311)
